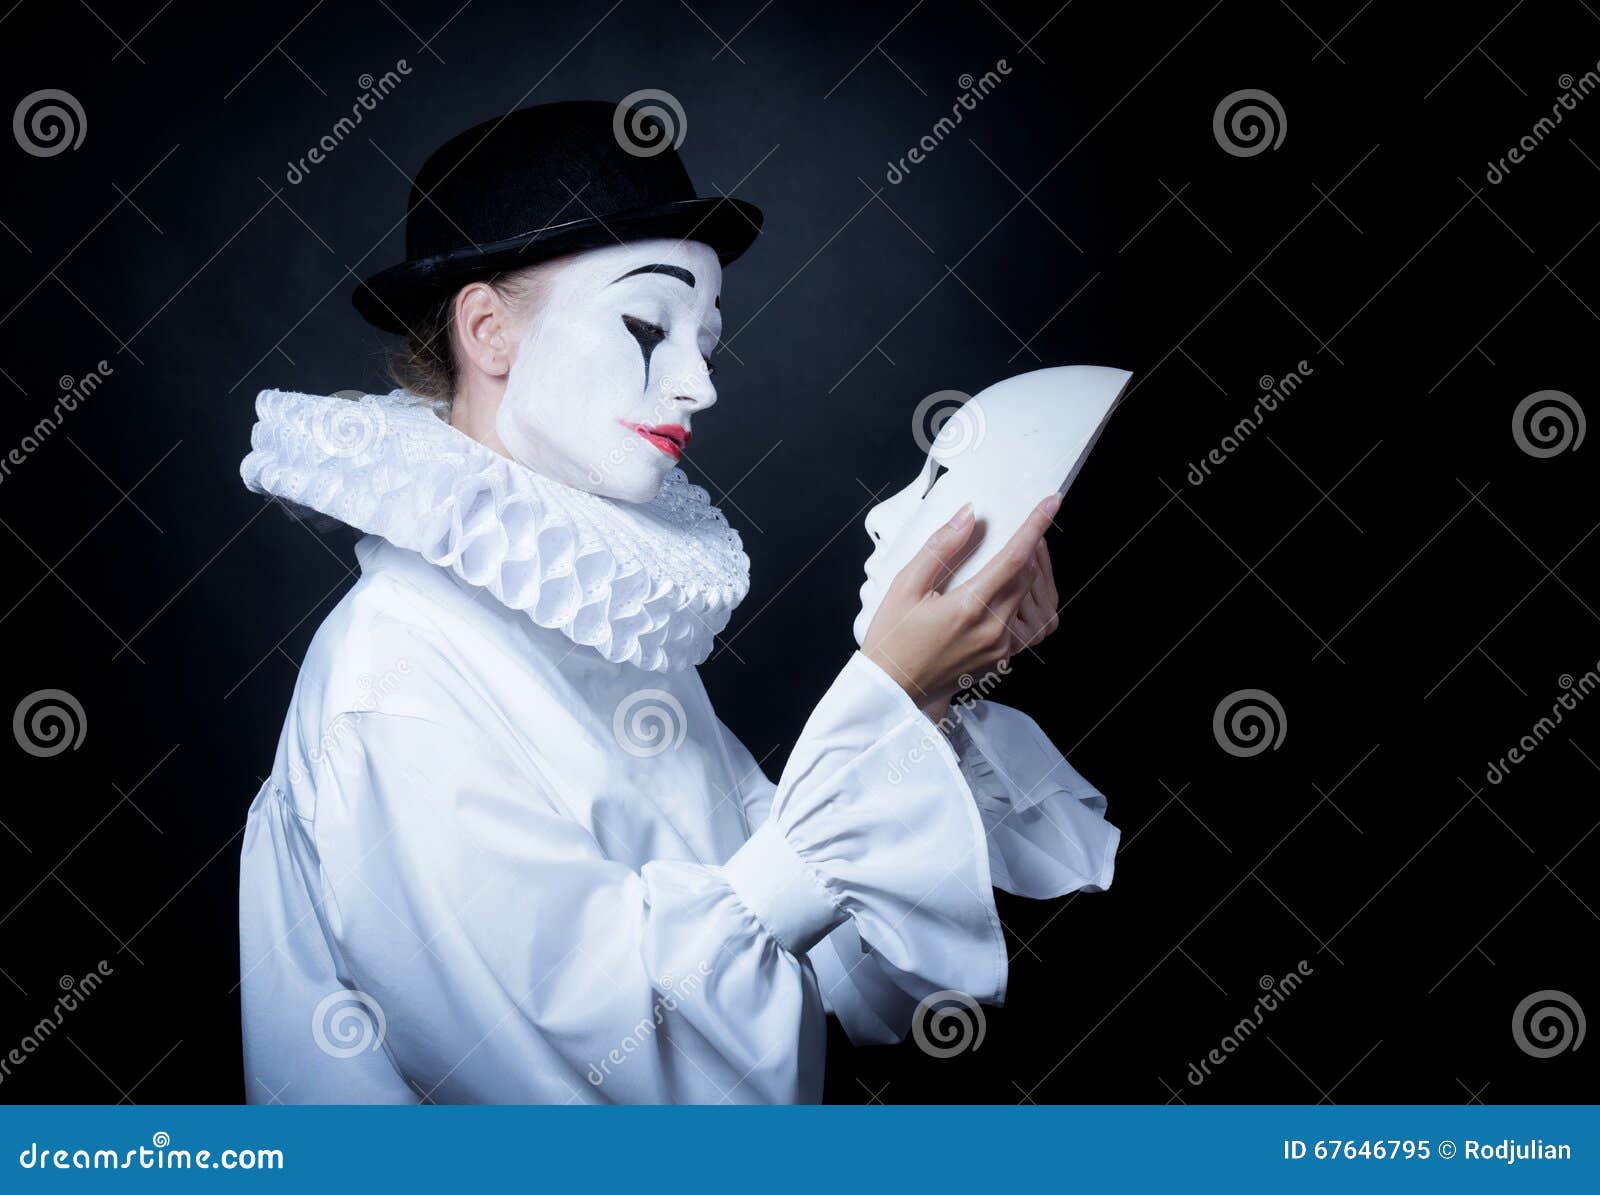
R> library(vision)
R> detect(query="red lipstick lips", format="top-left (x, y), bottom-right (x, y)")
top-left (621, 421), bottom-right (691, 461)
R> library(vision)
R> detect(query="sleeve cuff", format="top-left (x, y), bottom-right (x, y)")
top-left (724, 819), bottom-right (843, 956)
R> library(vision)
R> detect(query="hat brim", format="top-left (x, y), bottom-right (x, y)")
top-left (352, 196), bottom-right (763, 335)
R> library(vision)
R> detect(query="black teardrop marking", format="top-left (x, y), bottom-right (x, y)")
top-left (622, 315), bottom-right (667, 388)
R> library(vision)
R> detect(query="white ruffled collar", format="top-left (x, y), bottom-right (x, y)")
top-left (240, 389), bottom-right (750, 674)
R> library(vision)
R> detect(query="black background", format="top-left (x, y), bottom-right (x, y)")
top-left (0, 0), bottom-right (1595, 1105)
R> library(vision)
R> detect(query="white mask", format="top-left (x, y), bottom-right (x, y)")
top-left (853, 365), bottom-right (1132, 646)
top-left (496, 239), bottom-right (723, 503)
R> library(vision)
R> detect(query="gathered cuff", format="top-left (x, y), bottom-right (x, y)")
top-left (761, 652), bottom-right (1008, 1006)
top-left (725, 819), bottom-right (842, 956)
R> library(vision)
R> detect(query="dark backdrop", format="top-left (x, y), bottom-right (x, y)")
top-left (0, 0), bottom-right (1595, 1104)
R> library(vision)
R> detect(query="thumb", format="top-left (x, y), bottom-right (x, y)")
top-left (894, 503), bottom-right (977, 597)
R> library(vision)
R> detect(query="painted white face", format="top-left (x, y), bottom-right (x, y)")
top-left (853, 365), bottom-right (1133, 646)
top-left (497, 238), bottom-right (723, 503)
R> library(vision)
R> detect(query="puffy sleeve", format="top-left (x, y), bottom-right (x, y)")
top-left (946, 700), bottom-right (1120, 898)
top-left (807, 698), bottom-right (1120, 1046)
top-left (299, 651), bottom-right (1006, 1103)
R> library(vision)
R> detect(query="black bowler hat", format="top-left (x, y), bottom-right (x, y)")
top-left (352, 99), bottom-right (763, 334)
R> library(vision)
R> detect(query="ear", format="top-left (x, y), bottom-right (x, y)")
top-left (453, 281), bottom-right (517, 380)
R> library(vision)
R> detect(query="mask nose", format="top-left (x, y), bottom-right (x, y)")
top-left (863, 501), bottom-right (886, 544)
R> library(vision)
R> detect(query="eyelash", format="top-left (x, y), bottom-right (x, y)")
top-left (622, 314), bottom-right (717, 376)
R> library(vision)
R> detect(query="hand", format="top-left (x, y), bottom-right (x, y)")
top-left (863, 495), bottom-right (1062, 713)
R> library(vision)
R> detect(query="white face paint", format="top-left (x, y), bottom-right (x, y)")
top-left (496, 238), bottom-right (723, 503)
top-left (853, 365), bottom-right (1132, 646)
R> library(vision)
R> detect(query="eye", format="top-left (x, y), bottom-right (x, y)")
top-left (922, 462), bottom-right (949, 498)
top-left (622, 314), bottom-right (667, 348)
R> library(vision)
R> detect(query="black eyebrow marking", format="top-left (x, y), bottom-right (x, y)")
top-left (611, 263), bottom-right (696, 288)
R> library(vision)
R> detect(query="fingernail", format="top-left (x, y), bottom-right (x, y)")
top-left (950, 502), bottom-right (974, 527)
top-left (1040, 494), bottom-right (1062, 516)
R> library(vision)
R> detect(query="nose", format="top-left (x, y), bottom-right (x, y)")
top-left (863, 500), bottom-right (886, 544)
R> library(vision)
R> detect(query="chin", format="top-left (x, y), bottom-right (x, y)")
top-left (851, 602), bottom-right (873, 649)
top-left (595, 466), bottom-right (668, 505)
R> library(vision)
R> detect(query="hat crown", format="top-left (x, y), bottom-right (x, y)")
top-left (404, 101), bottom-right (696, 261)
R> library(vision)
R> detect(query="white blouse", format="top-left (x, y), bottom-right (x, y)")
top-left (237, 391), bottom-right (1119, 1104)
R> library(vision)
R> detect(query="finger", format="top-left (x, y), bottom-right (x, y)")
top-left (1033, 539), bottom-right (1056, 596)
top-left (961, 495), bottom-right (1060, 605)
top-left (1014, 589), bottom-right (1046, 646)
top-left (892, 503), bottom-right (977, 597)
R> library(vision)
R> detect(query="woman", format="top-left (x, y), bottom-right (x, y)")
top-left (238, 101), bottom-right (1117, 1103)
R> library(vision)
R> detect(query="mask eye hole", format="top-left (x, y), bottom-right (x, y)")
top-left (922, 462), bottom-right (949, 498)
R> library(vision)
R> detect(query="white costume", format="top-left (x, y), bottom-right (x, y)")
top-left (237, 379), bottom-right (1119, 1102)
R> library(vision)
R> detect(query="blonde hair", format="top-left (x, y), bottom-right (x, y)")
top-left (384, 266), bottom-right (551, 403)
